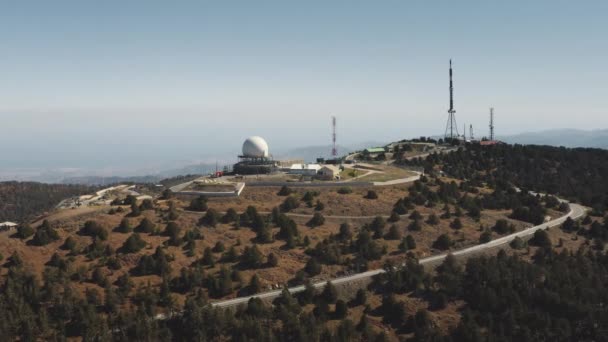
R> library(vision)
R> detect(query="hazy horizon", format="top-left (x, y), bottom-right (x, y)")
top-left (1, 1), bottom-right (607, 179)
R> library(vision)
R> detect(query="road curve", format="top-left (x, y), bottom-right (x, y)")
top-left (211, 202), bottom-right (586, 309)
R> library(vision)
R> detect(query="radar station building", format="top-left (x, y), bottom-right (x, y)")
top-left (233, 136), bottom-right (279, 175)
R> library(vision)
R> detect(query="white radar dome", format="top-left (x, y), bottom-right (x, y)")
top-left (242, 136), bottom-right (269, 158)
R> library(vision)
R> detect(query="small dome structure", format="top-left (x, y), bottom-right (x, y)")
top-left (242, 136), bottom-right (269, 158)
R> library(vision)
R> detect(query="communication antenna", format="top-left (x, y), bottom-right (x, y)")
top-left (469, 124), bottom-right (474, 140)
top-left (444, 59), bottom-right (459, 140)
top-left (489, 108), bottom-right (495, 141)
top-left (331, 116), bottom-right (337, 157)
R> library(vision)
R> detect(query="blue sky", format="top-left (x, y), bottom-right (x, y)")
top-left (1, 1), bottom-right (607, 172)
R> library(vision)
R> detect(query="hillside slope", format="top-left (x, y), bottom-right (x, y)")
top-left (0, 182), bottom-right (95, 222)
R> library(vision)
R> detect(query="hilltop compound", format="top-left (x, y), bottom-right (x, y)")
top-left (233, 136), bottom-right (279, 175)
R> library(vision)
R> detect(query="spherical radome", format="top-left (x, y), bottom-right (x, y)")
top-left (242, 136), bottom-right (269, 158)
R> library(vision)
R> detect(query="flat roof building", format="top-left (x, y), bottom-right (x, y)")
top-left (288, 163), bottom-right (321, 176)
top-left (0, 221), bottom-right (18, 231)
top-left (318, 165), bottom-right (341, 180)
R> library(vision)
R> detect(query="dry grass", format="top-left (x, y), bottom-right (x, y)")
top-left (0, 179), bottom-right (540, 306)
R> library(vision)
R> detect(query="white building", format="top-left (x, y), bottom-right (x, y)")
top-left (318, 165), bottom-right (341, 180)
top-left (0, 221), bottom-right (18, 231)
top-left (288, 163), bottom-right (321, 176)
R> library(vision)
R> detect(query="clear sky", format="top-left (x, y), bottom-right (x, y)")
top-left (1, 1), bottom-right (607, 173)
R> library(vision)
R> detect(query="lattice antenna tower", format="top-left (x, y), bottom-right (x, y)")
top-left (331, 116), bottom-right (337, 157)
top-left (444, 59), bottom-right (459, 140)
top-left (489, 108), bottom-right (495, 141)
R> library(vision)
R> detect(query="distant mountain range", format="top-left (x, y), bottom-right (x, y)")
top-left (59, 163), bottom-right (220, 185)
top-left (501, 129), bottom-right (608, 149)
top-left (275, 141), bottom-right (386, 162)
top-left (3, 131), bottom-right (607, 185)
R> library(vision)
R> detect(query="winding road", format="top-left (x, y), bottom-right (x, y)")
top-left (211, 202), bottom-right (586, 309)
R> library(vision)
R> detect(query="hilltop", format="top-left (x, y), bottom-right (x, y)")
top-left (0, 140), bottom-right (606, 340)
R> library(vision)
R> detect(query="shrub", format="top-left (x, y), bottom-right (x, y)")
top-left (241, 245), bottom-right (264, 269)
top-left (385, 225), bottom-right (402, 240)
top-left (304, 257), bottom-right (321, 276)
top-left (302, 191), bottom-right (317, 202)
top-left (199, 208), bottom-right (220, 227)
top-left (222, 208), bottom-right (239, 223)
top-left (249, 274), bottom-right (262, 294)
top-left (335, 300), bottom-right (348, 319)
top-left (81, 220), bottom-right (106, 238)
top-left (136, 218), bottom-right (156, 233)
top-left (393, 201), bottom-right (408, 215)
top-left (321, 281), bottom-right (338, 303)
top-left (280, 196), bottom-right (300, 212)
top-left (315, 200), bottom-right (325, 211)
top-left (337, 187), bottom-right (353, 194)
top-left (408, 220), bottom-right (422, 231)
top-left (409, 210), bottom-right (422, 220)
top-left (161, 189), bottom-right (173, 200)
top-left (267, 253), bottom-right (279, 267)
top-left (450, 218), bottom-right (463, 230)
top-left (16, 224), bottom-right (35, 239)
top-left (479, 230), bottom-right (492, 243)
top-left (188, 196), bottom-right (208, 212)
top-left (426, 214), bottom-right (440, 225)
top-left (164, 222), bottom-right (182, 246)
top-left (122, 233), bottom-right (146, 253)
top-left (62, 236), bottom-right (77, 252)
top-left (388, 211), bottom-right (401, 222)
top-left (370, 216), bottom-right (386, 238)
top-left (31, 220), bottom-right (60, 246)
top-left (128, 203), bottom-right (141, 217)
top-left (212, 241), bottom-right (225, 253)
top-left (492, 219), bottom-right (514, 235)
top-left (338, 223), bottom-right (352, 241)
top-left (399, 235), bottom-right (417, 252)
top-left (139, 199), bottom-right (154, 211)
top-left (167, 208), bottom-right (180, 221)
top-left (307, 213), bottom-right (325, 227)
top-left (201, 247), bottom-right (215, 267)
top-left (123, 195), bottom-right (138, 206)
top-left (116, 218), bottom-right (132, 233)
top-left (277, 186), bottom-right (293, 196)
top-left (365, 190), bottom-right (378, 199)
top-left (510, 236), bottom-right (526, 249)
top-left (530, 229), bottom-right (551, 247)
top-left (433, 234), bottom-right (452, 250)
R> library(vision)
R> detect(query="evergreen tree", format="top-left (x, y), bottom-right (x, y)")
top-left (117, 218), bottom-right (132, 233)
top-left (307, 213), bottom-right (325, 227)
top-left (199, 209), bottom-right (220, 227)
top-left (122, 233), bottom-right (146, 253)
top-left (188, 196), bottom-right (208, 212)
top-left (16, 224), bottom-right (34, 239)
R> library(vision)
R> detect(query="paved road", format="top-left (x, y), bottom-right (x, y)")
top-left (211, 202), bottom-right (586, 309)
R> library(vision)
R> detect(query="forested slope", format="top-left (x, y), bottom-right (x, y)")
top-left (407, 144), bottom-right (608, 213)
top-left (0, 182), bottom-right (94, 222)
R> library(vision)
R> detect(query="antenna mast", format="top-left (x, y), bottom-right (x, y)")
top-left (489, 108), bottom-right (495, 141)
top-left (331, 116), bottom-right (337, 157)
top-left (444, 59), bottom-right (459, 141)
top-left (470, 124), bottom-right (474, 140)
